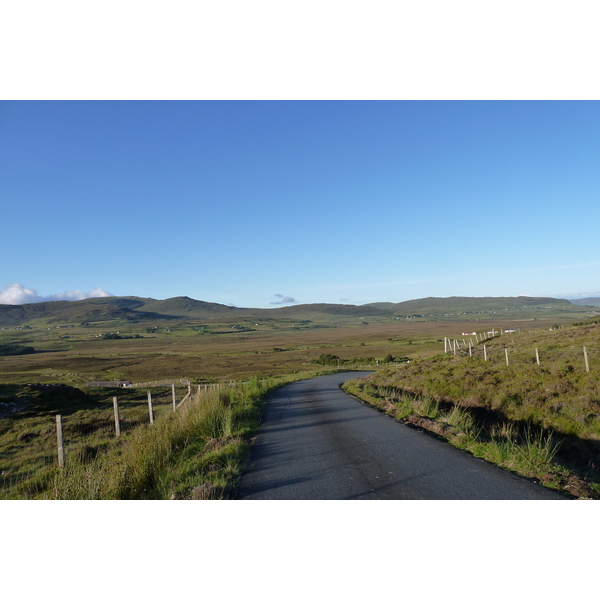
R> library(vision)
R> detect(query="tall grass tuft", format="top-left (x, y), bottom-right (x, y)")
top-left (517, 428), bottom-right (560, 471)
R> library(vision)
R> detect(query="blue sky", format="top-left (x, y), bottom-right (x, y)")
top-left (2, 4), bottom-right (598, 571)
top-left (2, 100), bottom-right (600, 308)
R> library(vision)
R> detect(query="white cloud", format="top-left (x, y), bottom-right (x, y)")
top-left (270, 294), bottom-right (297, 305)
top-left (0, 283), bottom-right (112, 305)
top-left (0, 283), bottom-right (39, 305)
top-left (50, 287), bottom-right (112, 301)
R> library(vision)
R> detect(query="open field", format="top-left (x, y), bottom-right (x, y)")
top-left (0, 318), bottom-right (582, 385)
top-left (1, 296), bottom-right (598, 499)
top-left (1, 296), bottom-right (595, 386)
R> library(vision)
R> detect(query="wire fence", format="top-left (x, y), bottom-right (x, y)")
top-left (444, 332), bottom-right (599, 372)
top-left (0, 383), bottom-right (209, 499)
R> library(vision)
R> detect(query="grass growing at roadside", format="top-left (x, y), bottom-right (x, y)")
top-left (38, 369), bottom-right (341, 499)
top-left (0, 385), bottom-right (175, 499)
top-left (342, 379), bottom-right (599, 499)
top-left (341, 319), bottom-right (600, 499)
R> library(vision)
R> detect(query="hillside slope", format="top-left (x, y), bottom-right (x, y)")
top-left (0, 294), bottom-right (590, 327)
top-left (346, 318), bottom-right (600, 498)
top-left (367, 296), bottom-right (571, 313)
top-left (570, 297), bottom-right (600, 306)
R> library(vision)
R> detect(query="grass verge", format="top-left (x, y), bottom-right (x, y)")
top-left (342, 379), bottom-right (600, 499)
top-left (17, 369), bottom-right (342, 499)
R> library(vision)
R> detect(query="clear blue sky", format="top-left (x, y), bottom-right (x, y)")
top-left (2, 100), bottom-right (600, 307)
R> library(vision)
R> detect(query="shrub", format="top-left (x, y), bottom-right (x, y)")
top-left (312, 353), bottom-right (342, 366)
top-left (0, 344), bottom-right (35, 356)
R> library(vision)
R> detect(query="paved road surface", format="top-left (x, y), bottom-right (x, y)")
top-left (236, 372), bottom-right (568, 500)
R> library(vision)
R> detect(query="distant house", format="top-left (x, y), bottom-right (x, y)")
top-left (462, 332), bottom-right (476, 336)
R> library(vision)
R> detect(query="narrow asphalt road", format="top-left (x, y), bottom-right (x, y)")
top-left (236, 372), bottom-right (568, 500)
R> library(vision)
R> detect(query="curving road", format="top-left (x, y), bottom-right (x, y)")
top-left (236, 372), bottom-right (568, 500)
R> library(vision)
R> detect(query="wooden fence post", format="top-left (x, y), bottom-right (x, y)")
top-left (584, 346), bottom-right (590, 372)
top-left (468, 341), bottom-right (472, 357)
top-left (56, 414), bottom-right (65, 469)
top-left (176, 388), bottom-right (192, 410)
top-left (172, 384), bottom-right (177, 412)
top-left (113, 396), bottom-right (121, 438)
top-left (483, 344), bottom-right (487, 362)
top-left (535, 348), bottom-right (540, 366)
top-left (147, 390), bottom-right (154, 425)
top-left (505, 348), bottom-right (509, 366)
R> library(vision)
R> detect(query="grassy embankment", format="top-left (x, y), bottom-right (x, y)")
top-left (2, 369), bottom-right (345, 499)
top-left (343, 318), bottom-right (600, 499)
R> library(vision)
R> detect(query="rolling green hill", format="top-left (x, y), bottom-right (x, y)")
top-left (0, 294), bottom-right (594, 327)
top-left (140, 296), bottom-right (243, 317)
top-left (570, 297), bottom-right (600, 306)
top-left (0, 297), bottom-right (173, 326)
top-left (368, 295), bottom-right (570, 313)
top-left (273, 302), bottom-right (388, 318)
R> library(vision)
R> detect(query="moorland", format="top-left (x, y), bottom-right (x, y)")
top-left (1, 294), bottom-right (595, 385)
top-left (1, 294), bottom-right (599, 499)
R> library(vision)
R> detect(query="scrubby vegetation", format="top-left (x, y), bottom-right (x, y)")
top-left (311, 353), bottom-right (409, 366)
top-left (102, 333), bottom-right (143, 340)
top-left (0, 344), bottom-right (34, 356)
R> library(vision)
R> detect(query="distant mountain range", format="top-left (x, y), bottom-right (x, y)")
top-left (0, 295), bottom-right (596, 327)
top-left (569, 297), bottom-right (600, 306)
